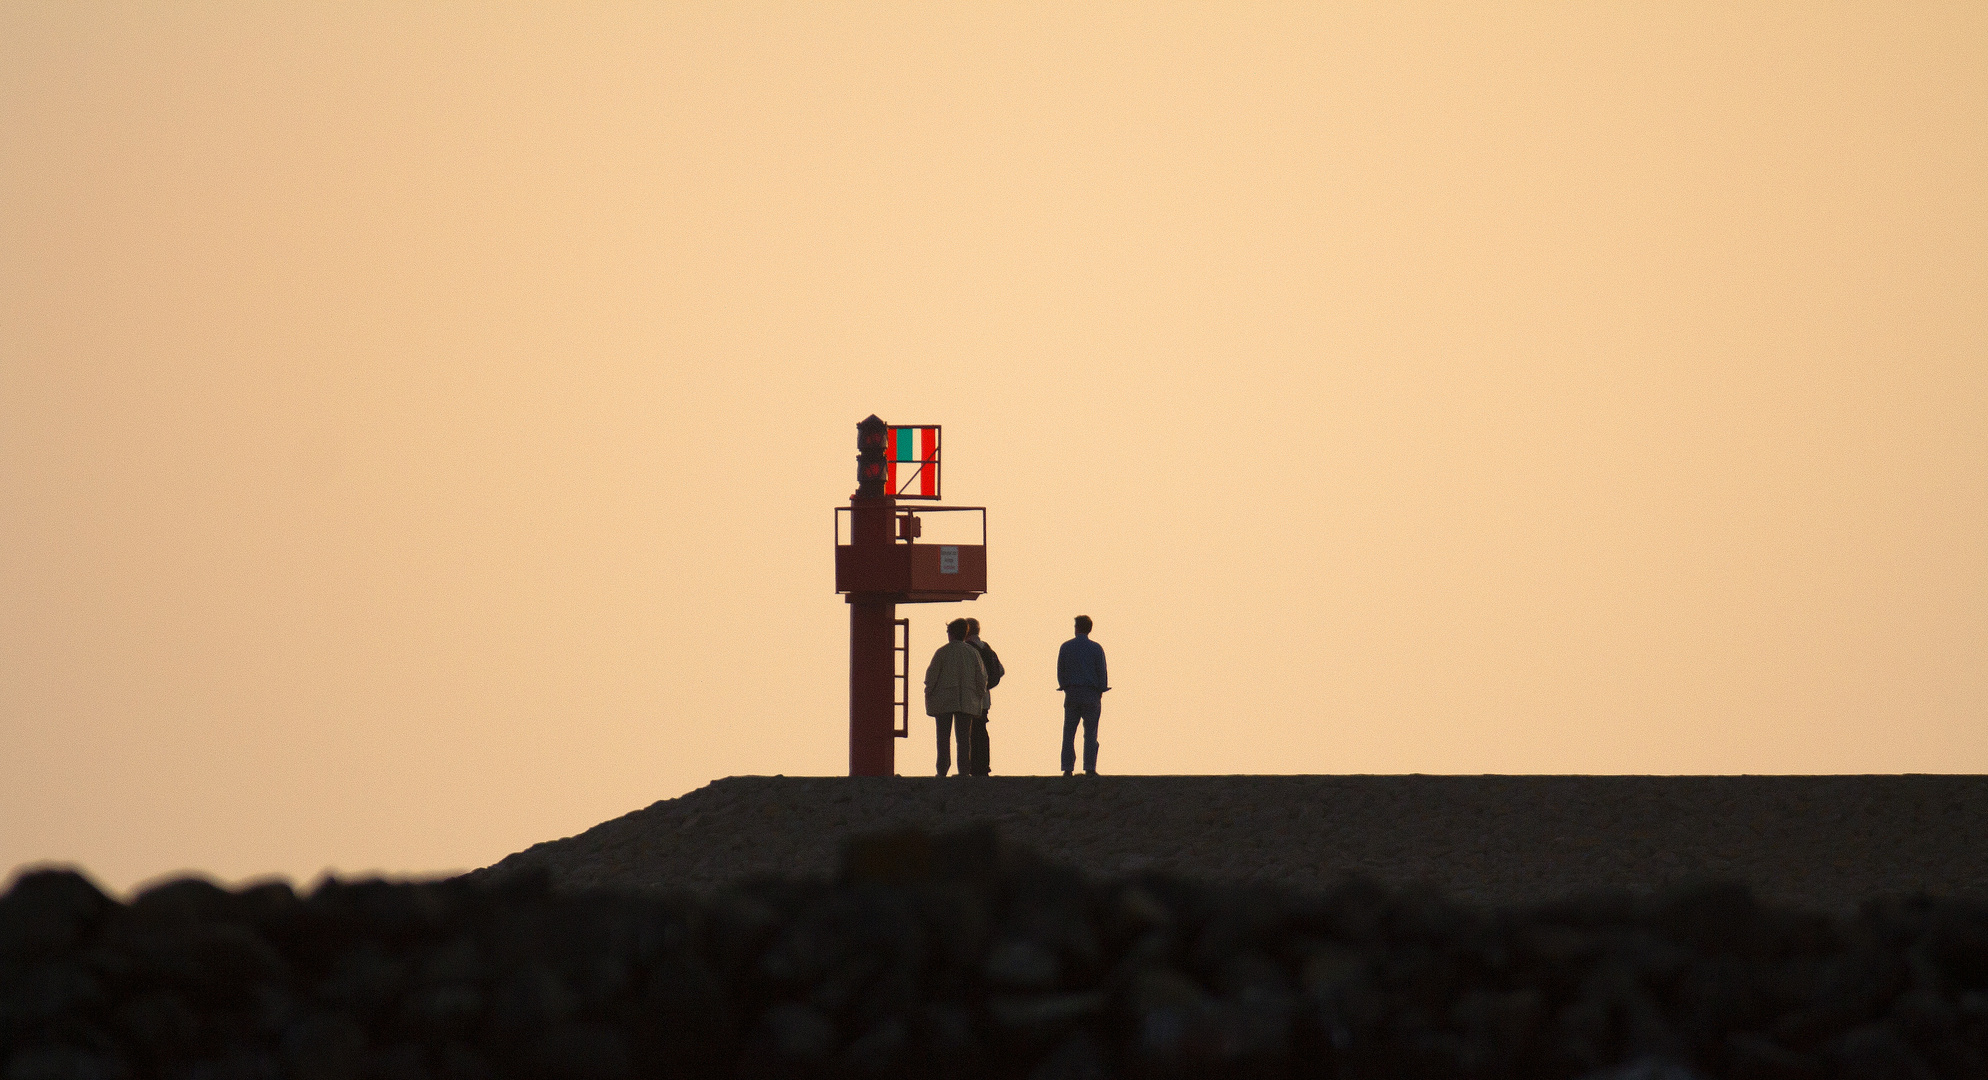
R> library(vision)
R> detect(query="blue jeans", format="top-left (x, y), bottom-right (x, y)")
top-left (1061, 698), bottom-right (1101, 774)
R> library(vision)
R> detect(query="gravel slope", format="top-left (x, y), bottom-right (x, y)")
top-left (473, 775), bottom-right (1988, 910)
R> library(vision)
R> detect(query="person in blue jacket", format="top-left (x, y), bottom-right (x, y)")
top-left (1055, 615), bottom-right (1110, 776)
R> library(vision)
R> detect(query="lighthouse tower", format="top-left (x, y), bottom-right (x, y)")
top-left (834, 415), bottom-right (987, 776)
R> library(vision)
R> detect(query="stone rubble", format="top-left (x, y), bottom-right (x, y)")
top-left (471, 775), bottom-right (1988, 912)
top-left (6, 823), bottom-right (1988, 1079)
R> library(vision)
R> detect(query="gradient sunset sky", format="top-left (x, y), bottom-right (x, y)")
top-left (4, 3), bottom-right (1984, 894)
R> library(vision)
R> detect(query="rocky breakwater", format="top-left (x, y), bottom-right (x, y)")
top-left (6, 826), bottom-right (1988, 1079)
top-left (471, 775), bottom-right (1988, 910)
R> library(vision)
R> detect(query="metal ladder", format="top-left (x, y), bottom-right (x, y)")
top-left (892, 618), bottom-right (910, 738)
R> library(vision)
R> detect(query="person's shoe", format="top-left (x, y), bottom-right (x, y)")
top-left (1062, 769), bottom-right (1073, 777)
top-left (1082, 770), bottom-right (1099, 777)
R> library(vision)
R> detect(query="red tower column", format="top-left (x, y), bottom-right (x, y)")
top-left (848, 598), bottom-right (896, 776)
top-left (847, 493), bottom-right (897, 776)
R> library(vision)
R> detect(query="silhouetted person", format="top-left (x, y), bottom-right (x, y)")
top-left (965, 617), bottom-right (1004, 776)
top-left (1056, 615), bottom-right (1109, 776)
top-left (924, 617), bottom-right (987, 777)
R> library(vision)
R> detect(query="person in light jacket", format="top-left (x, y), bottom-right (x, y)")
top-left (925, 617), bottom-right (988, 777)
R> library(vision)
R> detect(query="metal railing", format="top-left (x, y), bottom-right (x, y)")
top-left (835, 505), bottom-right (988, 547)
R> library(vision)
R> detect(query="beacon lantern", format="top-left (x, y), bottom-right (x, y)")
top-left (836, 415), bottom-right (987, 777)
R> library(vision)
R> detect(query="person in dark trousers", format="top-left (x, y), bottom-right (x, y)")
top-left (964, 618), bottom-right (1004, 776)
top-left (924, 617), bottom-right (987, 777)
top-left (1056, 615), bottom-right (1109, 776)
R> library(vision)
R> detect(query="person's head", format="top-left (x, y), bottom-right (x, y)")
top-left (966, 618), bottom-right (980, 638)
top-left (1074, 615), bottom-right (1093, 636)
top-left (947, 618), bottom-right (970, 641)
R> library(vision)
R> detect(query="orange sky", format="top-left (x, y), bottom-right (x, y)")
top-left (4, 3), bottom-right (1984, 895)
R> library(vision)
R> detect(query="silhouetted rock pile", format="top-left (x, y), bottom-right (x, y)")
top-left (468, 775), bottom-right (1988, 911)
top-left (7, 827), bottom-right (1988, 1079)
